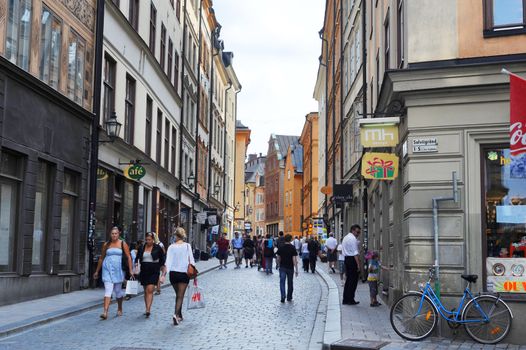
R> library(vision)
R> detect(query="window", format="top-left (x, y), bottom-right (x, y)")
top-left (0, 152), bottom-right (21, 273)
top-left (484, 0), bottom-right (526, 35)
top-left (156, 109), bottom-right (162, 164)
top-left (39, 7), bottom-right (62, 89)
top-left (5, 0), bottom-right (32, 70)
top-left (129, 0), bottom-right (139, 31)
top-left (32, 161), bottom-right (51, 271)
top-left (176, 0), bottom-right (181, 21)
top-left (397, 0), bottom-right (404, 68)
top-left (170, 0), bottom-right (174, 7)
top-left (60, 171), bottom-right (78, 270)
top-left (174, 51), bottom-right (179, 91)
top-left (124, 75), bottom-right (136, 144)
top-left (483, 147), bottom-right (526, 294)
top-left (112, 0), bottom-right (120, 6)
top-left (67, 30), bottom-right (85, 104)
top-left (145, 95), bottom-right (153, 157)
top-left (171, 126), bottom-right (177, 175)
top-left (384, 15), bottom-right (390, 71)
top-left (160, 23), bottom-right (166, 70)
top-left (164, 119), bottom-right (170, 169)
top-left (167, 38), bottom-right (173, 81)
top-left (149, 2), bottom-right (157, 54)
top-left (103, 54), bottom-right (116, 124)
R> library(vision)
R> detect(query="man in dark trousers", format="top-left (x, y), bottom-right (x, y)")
top-left (307, 235), bottom-right (321, 273)
top-left (276, 234), bottom-right (299, 303)
top-left (276, 231), bottom-right (285, 269)
top-left (342, 225), bottom-right (362, 305)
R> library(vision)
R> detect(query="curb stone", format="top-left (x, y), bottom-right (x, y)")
top-left (0, 261), bottom-right (224, 339)
top-left (316, 268), bottom-right (342, 350)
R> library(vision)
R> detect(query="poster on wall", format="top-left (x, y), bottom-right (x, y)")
top-left (486, 257), bottom-right (526, 293)
top-left (361, 152), bottom-right (399, 180)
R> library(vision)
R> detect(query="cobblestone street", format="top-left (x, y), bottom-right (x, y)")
top-left (0, 265), bottom-right (322, 350)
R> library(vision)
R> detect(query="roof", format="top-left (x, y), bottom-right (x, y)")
top-left (236, 120), bottom-right (249, 129)
top-left (274, 135), bottom-right (299, 160)
top-left (245, 162), bottom-right (265, 183)
top-left (290, 144), bottom-right (304, 174)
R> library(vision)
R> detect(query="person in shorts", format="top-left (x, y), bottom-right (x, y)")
top-left (217, 233), bottom-right (229, 269)
top-left (367, 251), bottom-right (381, 307)
top-left (325, 233), bottom-right (338, 273)
top-left (231, 231), bottom-right (244, 269)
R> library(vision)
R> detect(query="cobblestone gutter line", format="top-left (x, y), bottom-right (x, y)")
top-left (317, 268), bottom-right (342, 350)
top-left (0, 261), bottom-right (224, 339)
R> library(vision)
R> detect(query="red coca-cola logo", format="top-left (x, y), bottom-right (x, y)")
top-left (511, 122), bottom-right (526, 156)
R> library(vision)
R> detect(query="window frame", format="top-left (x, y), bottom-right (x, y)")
top-left (156, 109), bottom-right (163, 164)
top-left (124, 74), bottom-right (136, 144)
top-left (32, 160), bottom-right (53, 272)
top-left (67, 29), bottom-right (86, 105)
top-left (129, 0), bottom-right (139, 31)
top-left (5, 0), bottom-right (32, 70)
top-left (39, 6), bottom-right (62, 89)
top-left (59, 170), bottom-right (79, 272)
top-left (164, 118), bottom-right (170, 169)
top-left (171, 126), bottom-right (177, 175)
top-left (167, 38), bottom-right (173, 81)
top-left (149, 2), bottom-right (157, 54)
top-left (483, 0), bottom-right (526, 37)
top-left (103, 53), bottom-right (116, 124)
top-left (160, 23), bottom-right (166, 70)
top-left (145, 95), bottom-right (153, 157)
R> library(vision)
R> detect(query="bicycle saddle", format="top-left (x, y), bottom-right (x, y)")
top-left (461, 274), bottom-right (478, 283)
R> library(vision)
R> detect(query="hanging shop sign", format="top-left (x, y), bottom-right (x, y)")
top-left (124, 164), bottom-right (146, 181)
top-left (360, 124), bottom-right (399, 148)
top-left (97, 168), bottom-right (108, 181)
top-left (508, 73), bottom-right (526, 156)
top-left (412, 138), bottom-right (438, 153)
top-left (362, 152), bottom-right (399, 180)
top-left (333, 184), bottom-right (354, 203)
top-left (486, 257), bottom-right (526, 293)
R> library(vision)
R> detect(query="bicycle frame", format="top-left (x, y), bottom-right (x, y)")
top-left (418, 282), bottom-right (490, 324)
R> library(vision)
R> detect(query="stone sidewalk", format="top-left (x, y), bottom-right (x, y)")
top-left (0, 258), bottom-right (222, 338)
top-left (318, 262), bottom-right (526, 350)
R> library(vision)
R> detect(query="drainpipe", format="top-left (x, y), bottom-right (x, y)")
top-left (361, 0), bottom-right (368, 252)
top-left (432, 171), bottom-right (459, 298)
top-left (331, 0), bottom-right (337, 233)
top-left (208, 27), bottom-right (220, 204)
top-left (87, 0), bottom-right (105, 288)
top-left (178, 0), bottom-right (188, 224)
top-left (223, 82), bottom-right (233, 208)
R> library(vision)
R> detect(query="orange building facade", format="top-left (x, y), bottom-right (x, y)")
top-left (299, 113), bottom-right (319, 235)
top-left (283, 145), bottom-right (303, 237)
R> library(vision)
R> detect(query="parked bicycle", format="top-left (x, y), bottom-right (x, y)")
top-left (390, 267), bottom-right (513, 344)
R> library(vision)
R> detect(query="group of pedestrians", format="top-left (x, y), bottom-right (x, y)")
top-left (94, 226), bottom-right (195, 325)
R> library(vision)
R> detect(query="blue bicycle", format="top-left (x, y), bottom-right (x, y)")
top-left (390, 268), bottom-right (513, 344)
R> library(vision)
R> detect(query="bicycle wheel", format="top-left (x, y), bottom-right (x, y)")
top-left (390, 293), bottom-right (438, 341)
top-left (462, 296), bottom-right (512, 344)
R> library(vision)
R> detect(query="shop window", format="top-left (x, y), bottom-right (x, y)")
top-left (32, 161), bottom-right (52, 271)
top-left (67, 30), bottom-right (85, 105)
top-left (484, 0), bottom-right (526, 36)
top-left (5, 0), bottom-right (32, 71)
top-left (39, 6), bottom-right (62, 89)
top-left (0, 151), bottom-right (22, 273)
top-left (95, 168), bottom-right (109, 253)
top-left (484, 147), bottom-right (526, 294)
top-left (59, 170), bottom-right (78, 270)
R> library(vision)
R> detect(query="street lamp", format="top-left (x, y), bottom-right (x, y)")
top-left (99, 111), bottom-right (122, 143)
top-left (188, 172), bottom-right (195, 190)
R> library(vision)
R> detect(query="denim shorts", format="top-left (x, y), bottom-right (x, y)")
top-left (368, 280), bottom-right (378, 297)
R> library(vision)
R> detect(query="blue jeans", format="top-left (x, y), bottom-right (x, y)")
top-left (279, 267), bottom-right (294, 300)
top-left (265, 257), bottom-right (273, 273)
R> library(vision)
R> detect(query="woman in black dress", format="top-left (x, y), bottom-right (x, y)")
top-left (243, 234), bottom-right (255, 268)
top-left (135, 232), bottom-right (166, 318)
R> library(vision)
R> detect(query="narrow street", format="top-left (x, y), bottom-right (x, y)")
top-left (0, 266), bottom-right (322, 350)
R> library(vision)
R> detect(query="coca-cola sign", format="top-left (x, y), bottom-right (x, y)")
top-left (510, 74), bottom-right (526, 156)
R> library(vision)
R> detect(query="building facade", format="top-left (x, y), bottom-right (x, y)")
top-left (0, 0), bottom-right (97, 305)
top-left (244, 153), bottom-right (266, 236)
top-left (264, 134), bottom-right (299, 235)
top-left (234, 120), bottom-right (250, 235)
top-left (284, 145), bottom-right (303, 237)
top-left (300, 112), bottom-right (320, 236)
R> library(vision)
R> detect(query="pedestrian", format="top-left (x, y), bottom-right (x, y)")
top-left (124, 242), bottom-right (139, 300)
top-left (153, 232), bottom-right (165, 296)
top-left (307, 235), bottom-right (321, 273)
top-left (93, 226), bottom-right (134, 320)
top-left (293, 236), bottom-right (301, 256)
top-left (301, 239), bottom-right (310, 272)
top-left (367, 251), bottom-right (381, 307)
top-left (325, 233), bottom-right (338, 274)
top-left (232, 231), bottom-right (244, 269)
top-left (276, 234), bottom-right (299, 303)
top-left (163, 227), bottom-right (195, 325)
top-left (263, 234), bottom-right (275, 274)
top-left (275, 231), bottom-right (285, 269)
top-left (342, 224), bottom-right (362, 305)
top-left (337, 243), bottom-right (345, 286)
top-left (252, 234), bottom-right (259, 267)
top-left (243, 234), bottom-right (255, 268)
top-left (135, 232), bottom-right (166, 318)
top-left (216, 233), bottom-right (229, 269)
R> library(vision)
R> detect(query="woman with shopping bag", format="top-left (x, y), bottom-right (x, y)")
top-left (135, 232), bottom-right (166, 318)
top-left (162, 227), bottom-right (197, 326)
top-left (93, 226), bottom-right (134, 320)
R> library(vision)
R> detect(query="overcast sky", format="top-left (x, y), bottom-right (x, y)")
top-left (213, 0), bottom-right (325, 156)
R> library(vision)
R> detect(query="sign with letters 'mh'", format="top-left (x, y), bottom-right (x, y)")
top-left (360, 124), bottom-right (399, 148)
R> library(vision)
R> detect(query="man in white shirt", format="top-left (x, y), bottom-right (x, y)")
top-left (342, 224), bottom-right (362, 305)
top-left (293, 236), bottom-right (302, 255)
top-left (325, 233), bottom-right (338, 274)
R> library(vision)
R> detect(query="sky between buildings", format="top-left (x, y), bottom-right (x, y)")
top-left (214, 0), bottom-right (325, 156)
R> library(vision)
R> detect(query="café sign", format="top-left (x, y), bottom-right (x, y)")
top-left (124, 164), bottom-right (146, 181)
top-left (361, 152), bottom-right (399, 180)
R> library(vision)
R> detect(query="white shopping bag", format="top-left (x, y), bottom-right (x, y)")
top-left (187, 279), bottom-right (205, 309)
top-left (125, 279), bottom-right (139, 295)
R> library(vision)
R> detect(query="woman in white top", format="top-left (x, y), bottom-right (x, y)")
top-left (301, 240), bottom-right (310, 272)
top-left (163, 227), bottom-right (195, 325)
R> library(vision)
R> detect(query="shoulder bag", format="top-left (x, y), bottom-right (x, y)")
top-left (121, 240), bottom-right (131, 280)
top-left (186, 243), bottom-right (198, 279)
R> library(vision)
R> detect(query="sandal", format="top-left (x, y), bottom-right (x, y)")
top-left (100, 312), bottom-right (108, 320)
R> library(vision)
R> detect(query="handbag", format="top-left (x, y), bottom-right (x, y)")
top-left (125, 279), bottom-right (139, 295)
top-left (187, 279), bottom-right (205, 309)
top-left (121, 241), bottom-right (130, 279)
top-left (187, 243), bottom-right (198, 279)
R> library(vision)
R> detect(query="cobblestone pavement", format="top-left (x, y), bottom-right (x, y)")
top-left (323, 263), bottom-right (526, 350)
top-left (0, 265), bottom-right (322, 350)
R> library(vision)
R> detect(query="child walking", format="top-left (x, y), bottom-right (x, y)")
top-left (367, 251), bottom-right (381, 307)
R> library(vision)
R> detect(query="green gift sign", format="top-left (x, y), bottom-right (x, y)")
top-left (126, 164), bottom-right (146, 180)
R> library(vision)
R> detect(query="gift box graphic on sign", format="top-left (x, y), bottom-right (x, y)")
top-left (362, 152), bottom-right (399, 180)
